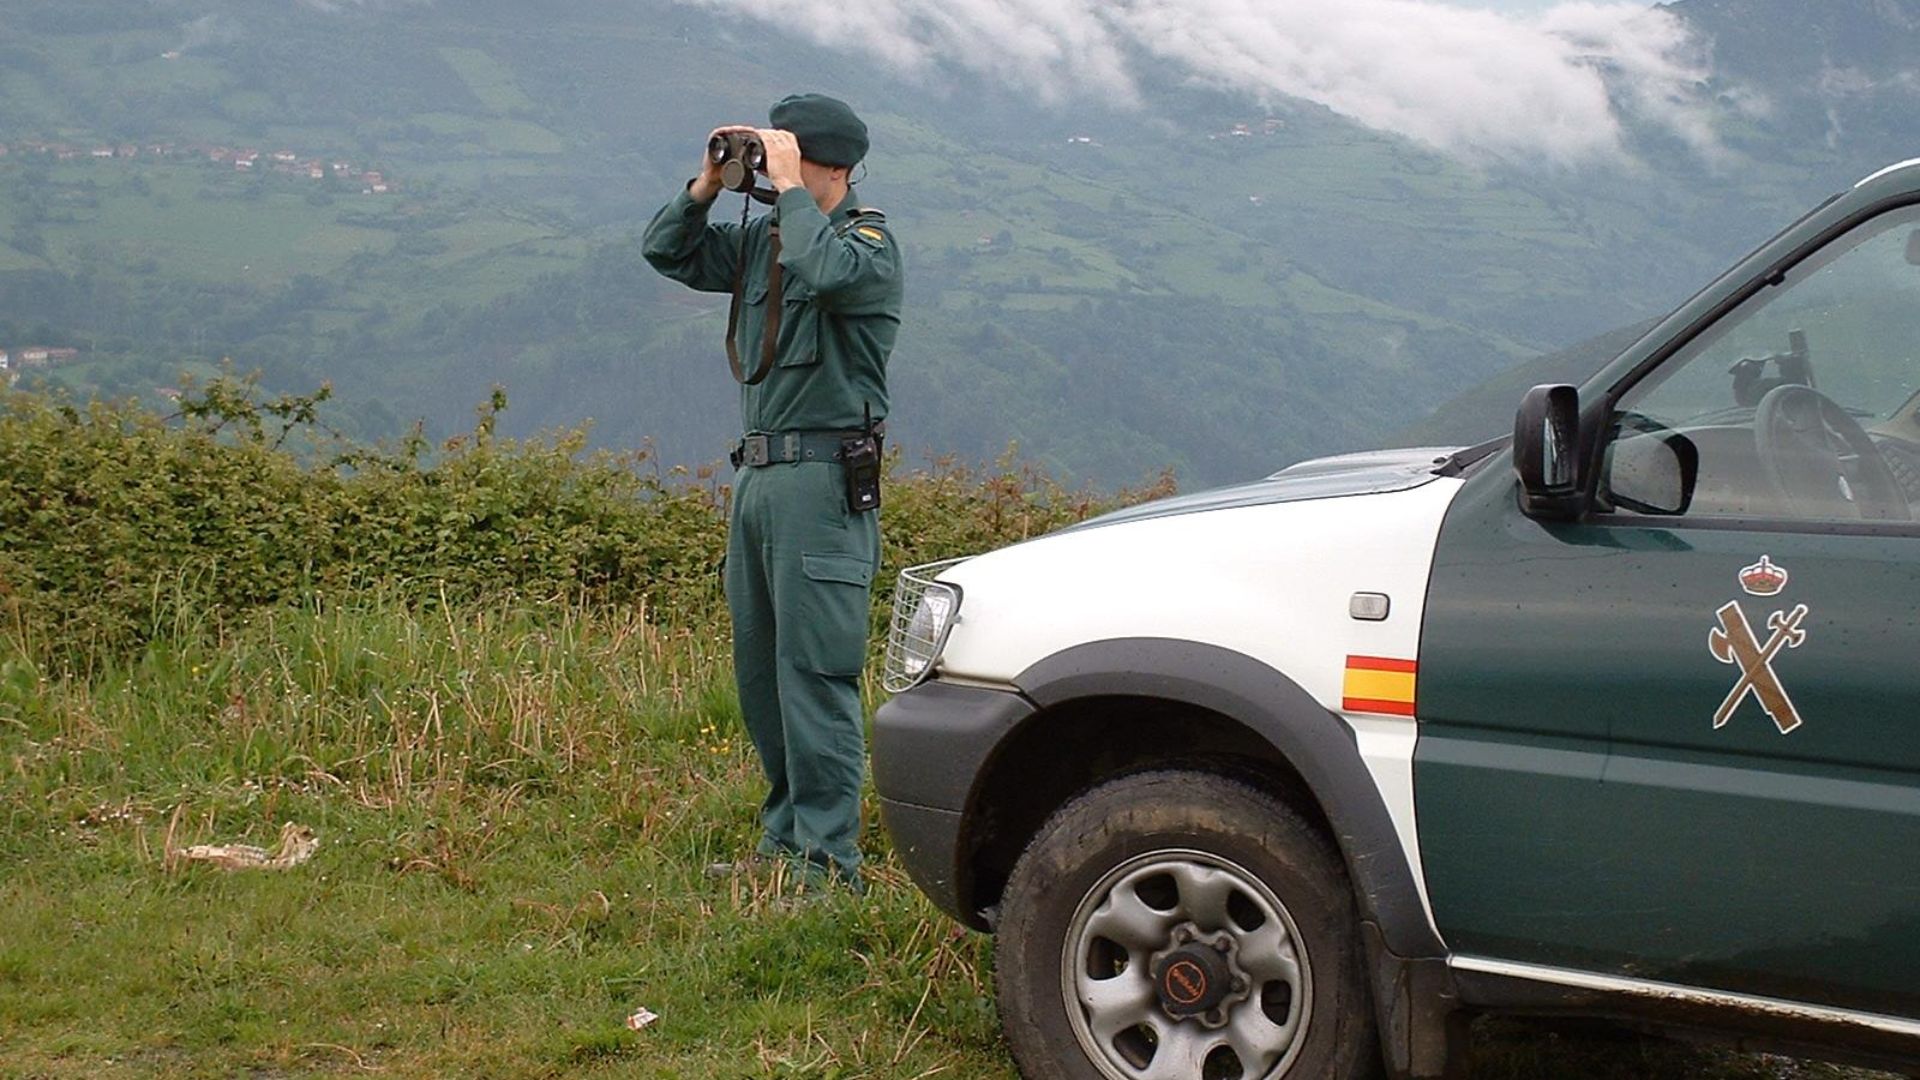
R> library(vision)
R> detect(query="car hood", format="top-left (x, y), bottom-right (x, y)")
top-left (1066, 446), bottom-right (1463, 532)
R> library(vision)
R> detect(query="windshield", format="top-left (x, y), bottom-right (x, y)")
top-left (1602, 204), bottom-right (1920, 525)
top-left (1626, 207), bottom-right (1920, 427)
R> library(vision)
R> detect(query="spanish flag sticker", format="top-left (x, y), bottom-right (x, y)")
top-left (856, 225), bottom-right (887, 244)
top-left (1343, 655), bottom-right (1417, 717)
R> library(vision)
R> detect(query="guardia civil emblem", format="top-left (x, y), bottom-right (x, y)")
top-left (1707, 556), bottom-right (1806, 734)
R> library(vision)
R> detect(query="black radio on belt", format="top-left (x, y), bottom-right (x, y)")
top-left (840, 404), bottom-right (883, 514)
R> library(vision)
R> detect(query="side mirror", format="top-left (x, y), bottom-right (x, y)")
top-left (1604, 415), bottom-right (1700, 516)
top-left (1514, 384), bottom-right (1584, 519)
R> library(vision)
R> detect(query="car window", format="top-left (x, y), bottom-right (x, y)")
top-left (1601, 205), bottom-right (1920, 525)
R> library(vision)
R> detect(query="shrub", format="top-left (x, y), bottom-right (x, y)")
top-left (0, 378), bottom-right (1172, 665)
top-left (0, 380), bottom-right (726, 662)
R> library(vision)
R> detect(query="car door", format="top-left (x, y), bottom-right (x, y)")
top-left (1415, 201), bottom-right (1920, 1020)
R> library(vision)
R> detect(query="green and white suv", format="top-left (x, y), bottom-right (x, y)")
top-left (873, 161), bottom-right (1920, 1080)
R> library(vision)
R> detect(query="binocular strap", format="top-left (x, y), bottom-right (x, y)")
top-left (726, 196), bottom-right (782, 386)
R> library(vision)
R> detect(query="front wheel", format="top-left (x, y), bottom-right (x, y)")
top-left (996, 770), bottom-right (1380, 1080)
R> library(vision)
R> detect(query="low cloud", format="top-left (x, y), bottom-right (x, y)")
top-left (290, 0), bottom-right (431, 12)
top-left (679, 0), bottom-right (1722, 164)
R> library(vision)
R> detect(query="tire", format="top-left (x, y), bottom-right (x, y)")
top-left (996, 769), bottom-right (1381, 1080)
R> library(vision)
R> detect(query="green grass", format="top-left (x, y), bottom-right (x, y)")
top-left (18, 164), bottom-right (396, 286)
top-left (438, 46), bottom-right (539, 116)
top-left (417, 215), bottom-right (564, 269)
top-left (0, 157), bottom-right (585, 340)
top-left (0, 595), bottom-right (1899, 1079)
top-left (0, 598), bottom-right (1012, 1078)
top-left (400, 111), bottom-right (566, 156)
top-left (113, 54), bottom-right (233, 95)
top-left (0, 71), bottom-right (66, 134)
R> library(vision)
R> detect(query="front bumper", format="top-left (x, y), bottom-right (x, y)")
top-left (873, 679), bottom-right (1036, 926)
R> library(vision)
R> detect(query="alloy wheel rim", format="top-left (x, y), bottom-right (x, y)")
top-left (1060, 848), bottom-right (1312, 1080)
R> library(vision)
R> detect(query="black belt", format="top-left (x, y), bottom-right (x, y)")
top-left (730, 430), bottom-right (860, 469)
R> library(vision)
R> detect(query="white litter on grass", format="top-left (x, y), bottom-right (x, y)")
top-left (624, 1007), bottom-right (660, 1032)
top-left (177, 822), bottom-right (319, 871)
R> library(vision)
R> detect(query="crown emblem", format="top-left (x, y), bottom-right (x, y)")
top-left (1739, 556), bottom-right (1788, 597)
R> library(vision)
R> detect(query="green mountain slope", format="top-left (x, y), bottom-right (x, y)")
top-left (2, 0), bottom-right (1916, 484)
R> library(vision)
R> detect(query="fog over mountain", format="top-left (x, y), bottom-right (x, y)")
top-left (3, 0), bottom-right (1919, 484)
top-left (682, 0), bottom-right (1721, 163)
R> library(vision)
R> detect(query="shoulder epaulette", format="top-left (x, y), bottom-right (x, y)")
top-left (837, 209), bottom-right (892, 247)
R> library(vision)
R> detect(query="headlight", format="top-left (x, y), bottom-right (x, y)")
top-left (882, 559), bottom-right (967, 693)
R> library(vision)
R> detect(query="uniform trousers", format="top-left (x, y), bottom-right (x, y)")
top-left (724, 460), bottom-right (879, 886)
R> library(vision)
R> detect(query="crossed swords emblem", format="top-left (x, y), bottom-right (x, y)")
top-left (1707, 600), bottom-right (1808, 734)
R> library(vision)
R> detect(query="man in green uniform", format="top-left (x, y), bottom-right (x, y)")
top-left (642, 94), bottom-right (902, 892)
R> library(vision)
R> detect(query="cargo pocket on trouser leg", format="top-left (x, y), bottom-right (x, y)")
top-left (790, 551), bottom-right (875, 676)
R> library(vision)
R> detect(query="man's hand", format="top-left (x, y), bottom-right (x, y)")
top-left (759, 128), bottom-right (804, 194)
top-left (690, 124), bottom-right (755, 203)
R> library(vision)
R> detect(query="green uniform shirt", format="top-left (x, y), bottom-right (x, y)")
top-left (642, 186), bottom-right (903, 433)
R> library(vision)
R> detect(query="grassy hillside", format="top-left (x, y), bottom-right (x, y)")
top-left (1, 594), bottom-right (1014, 1078)
top-left (0, 386), bottom-right (1899, 1078)
top-left (1397, 318), bottom-right (1666, 446)
top-left (0, 596), bottom-right (1895, 1079)
top-left (5, 0), bottom-right (1903, 487)
top-left (3, 1), bottom-right (1904, 488)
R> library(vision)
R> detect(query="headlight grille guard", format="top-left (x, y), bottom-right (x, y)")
top-left (881, 558), bottom-right (969, 694)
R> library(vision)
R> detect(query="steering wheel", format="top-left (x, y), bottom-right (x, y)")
top-left (1754, 384), bottom-right (1911, 521)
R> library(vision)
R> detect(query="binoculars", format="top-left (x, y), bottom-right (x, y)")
top-left (708, 132), bottom-right (765, 193)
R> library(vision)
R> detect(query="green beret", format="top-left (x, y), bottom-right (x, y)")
top-left (769, 93), bottom-right (868, 168)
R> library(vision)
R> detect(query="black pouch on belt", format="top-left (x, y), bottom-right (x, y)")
top-left (840, 432), bottom-right (882, 513)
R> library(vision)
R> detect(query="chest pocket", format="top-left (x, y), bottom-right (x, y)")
top-left (742, 274), bottom-right (820, 370)
top-left (774, 280), bottom-right (820, 369)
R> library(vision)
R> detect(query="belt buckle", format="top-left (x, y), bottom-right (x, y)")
top-left (740, 434), bottom-right (771, 468)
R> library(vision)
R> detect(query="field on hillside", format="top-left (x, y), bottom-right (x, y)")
top-left (0, 385), bottom-right (1901, 1079)
top-left (0, 599), bottom-right (1897, 1079)
top-left (0, 0), bottom-right (1699, 487)
top-left (0, 599), bottom-right (1012, 1078)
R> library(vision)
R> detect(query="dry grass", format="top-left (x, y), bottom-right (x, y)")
top-left (0, 595), bottom-right (1901, 1078)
